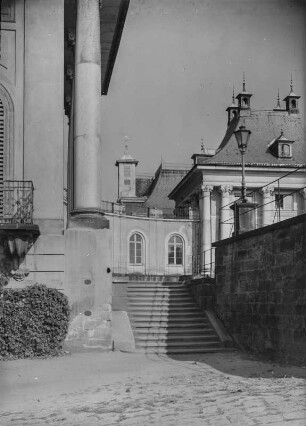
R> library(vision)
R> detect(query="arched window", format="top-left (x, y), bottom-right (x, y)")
top-left (129, 233), bottom-right (143, 264)
top-left (168, 235), bottom-right (183, 265)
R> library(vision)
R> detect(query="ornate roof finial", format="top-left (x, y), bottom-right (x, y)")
top-left (290, 74), bottom-right (293, 94)
top-left (232, 86), bottom-right (235, 104)
top-left (242, 72), bottom-right (246, 92)
top-left (201, 138), bottom-right (205, 154)
top-left (280, 123), bottom-right (284, 136)
top-left (124, 135), bottom-right (130, 154)
top-left (275, 89), bottom-right (281, 109)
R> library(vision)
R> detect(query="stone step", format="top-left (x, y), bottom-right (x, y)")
top-left (127, 291), bottom-right (191, 297)
top-left (128, 306), bottom-right (201, 312)
top-left (128, 300), bottom-right (193, 306)
top-left (130, 311), bottom-right (204, 318)
top-left (138, 347), bottom-right (232, 355)
top-left (136, 340), bottom-right (222, 348)
top-left (127, 282), bottom-right (182, 287)
top-left (135, 334), bottom-right (218, 342)
top-left (127, 289), bottom-right (191, 295)
top-left (131, 318), bottom-right (210, 326)
top-left (134, 327), bottom-right (216, 335)
top-left (128, 304), bottom-right (196, 310)
top-left (127, 288), bottom-right (187, 292)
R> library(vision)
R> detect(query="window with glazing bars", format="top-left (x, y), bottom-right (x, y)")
top-left (129, 233), bottom-right (143, 264)
top-left (168, 235), bottom-right (183, 265)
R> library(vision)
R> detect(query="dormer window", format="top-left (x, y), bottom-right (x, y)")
top-left (280, 143), bottom-right (291, 158)
top-left (268, 130), bottom-right (294, 159)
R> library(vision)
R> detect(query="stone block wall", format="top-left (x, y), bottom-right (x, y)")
top-left (186, 277), bottom-right (215, 310)
top-left (213, 214), bottom-right (306, 363)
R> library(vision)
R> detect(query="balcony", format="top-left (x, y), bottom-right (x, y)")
top-left (0, 181), bottom-right (39, 273)
top-left (0, 180), bottom-right (35, 224)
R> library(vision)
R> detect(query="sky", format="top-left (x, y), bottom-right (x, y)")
top-left (100, 0), bottom-right (306, 201)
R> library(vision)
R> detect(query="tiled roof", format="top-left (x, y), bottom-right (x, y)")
top-left (198, 110), bottom-right (305, 166)
top-left (143, 167), bottom-right (189, 209)
top-left (136, 176), bottom-right (153, 197)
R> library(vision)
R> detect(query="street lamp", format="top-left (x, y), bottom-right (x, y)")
top-left (230, 123), bottom-right (257, 236)
top-left (234, 124), bottom-right (251, 202)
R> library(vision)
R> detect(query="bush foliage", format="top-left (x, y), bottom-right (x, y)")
top-left (0, 284), bottom-right (70, 359)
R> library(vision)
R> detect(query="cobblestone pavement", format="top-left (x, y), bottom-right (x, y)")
top-left (1, 351), bottom-right (306, 425)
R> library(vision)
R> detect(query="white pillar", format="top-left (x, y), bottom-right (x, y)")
top-left (199, 184), bottom-right (213, 273)
top-left (74, 0), bottom-right (102, 210)
top-left (260, 186), bottom-right (274, 227)
top-left (219, 185), bottom-right (233, 239)
top-left (300, 188), bottom-right (306, 214)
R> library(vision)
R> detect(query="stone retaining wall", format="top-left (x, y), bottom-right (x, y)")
top-left (213, 214), bottom-right (306, 363)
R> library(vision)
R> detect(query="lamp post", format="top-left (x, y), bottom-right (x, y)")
top-left (230, 123), bottom-right (256, 236)
top-left (234, 124), bottom-right (251, 202)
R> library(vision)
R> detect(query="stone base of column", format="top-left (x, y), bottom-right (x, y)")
top-left (68, 208), bottom-right (109, 229)
top-left (63, 223), bottom-right (113, 352)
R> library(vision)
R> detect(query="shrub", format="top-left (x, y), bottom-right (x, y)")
top-left (0, 284), bottom-right (70, 359)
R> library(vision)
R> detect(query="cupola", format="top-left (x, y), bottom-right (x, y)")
top-left (283, 76), bottom-right (300, 114)
top-left (115, 137), bottom-right (138, 201)
top-left (236, 74), bottom-right (252, 110)
top-left (226, 87), bottom-right (239, 126)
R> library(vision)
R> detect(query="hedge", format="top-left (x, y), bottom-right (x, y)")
top-left (0, 284), bottom-right (70, 359)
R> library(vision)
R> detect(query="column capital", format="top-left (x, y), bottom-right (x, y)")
top-left (299, 188), bottom-right (306, 199)
top-left (201, 184), bottom-right (213, 193)
top-left (219, 185), bottom-right (233, 195)
top-left (260, 185), bottom-right (274, 196)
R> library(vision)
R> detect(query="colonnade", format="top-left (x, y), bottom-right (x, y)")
top-left (198, 183), bottom-right (288, 274)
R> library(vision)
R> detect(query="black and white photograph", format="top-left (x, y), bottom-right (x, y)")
top-left (0, 0), bottom-right (306, 424)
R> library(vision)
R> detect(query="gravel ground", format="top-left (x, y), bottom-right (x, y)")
top-left (1, 350), bottom-right (305, 425)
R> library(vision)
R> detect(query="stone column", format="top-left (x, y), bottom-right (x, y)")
top-left (199, 184), bottom-right (213, 274)
top-left (219, 185), bottom-right (233, 239)
top-left (260, 186), bottom-right (274, 227)
top-left (74, 0), bottom-right (102, 211)
top-left (64, 0), bottom-right (112, 353)
top-left (300, 188), bottom-right (306, 214)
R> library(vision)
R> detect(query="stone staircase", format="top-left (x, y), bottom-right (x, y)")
top-left (126, 279), bottom-right (228, 354)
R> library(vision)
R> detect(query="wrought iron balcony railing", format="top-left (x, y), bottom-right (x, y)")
top-left (0, 180), bottom-right (34, 225)
top-left (101, 200), bottom-right (200, 220)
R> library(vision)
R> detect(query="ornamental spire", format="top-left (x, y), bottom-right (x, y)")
top-left (290, 74), bottom-right (293, 94)
top-left (242, 72), bottom-right (246, 92)
top-left (275, 89), bottom-right (281, 110)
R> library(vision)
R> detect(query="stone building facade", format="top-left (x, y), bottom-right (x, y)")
top-left (0, 0), bottom-right (130, 351)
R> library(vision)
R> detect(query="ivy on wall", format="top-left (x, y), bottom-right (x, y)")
top-left (0, 284), bottom-right (70, 359)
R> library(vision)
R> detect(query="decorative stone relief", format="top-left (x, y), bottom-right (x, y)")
top-left (260, 185), bottom-right (274, 197)
top-left (201, 184), bottom-right (213, 193)
top-left (219, 185), bottom-right (233, 195)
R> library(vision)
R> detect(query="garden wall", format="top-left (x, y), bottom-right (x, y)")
top-left (213, 214), bottom-right (306, 363)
